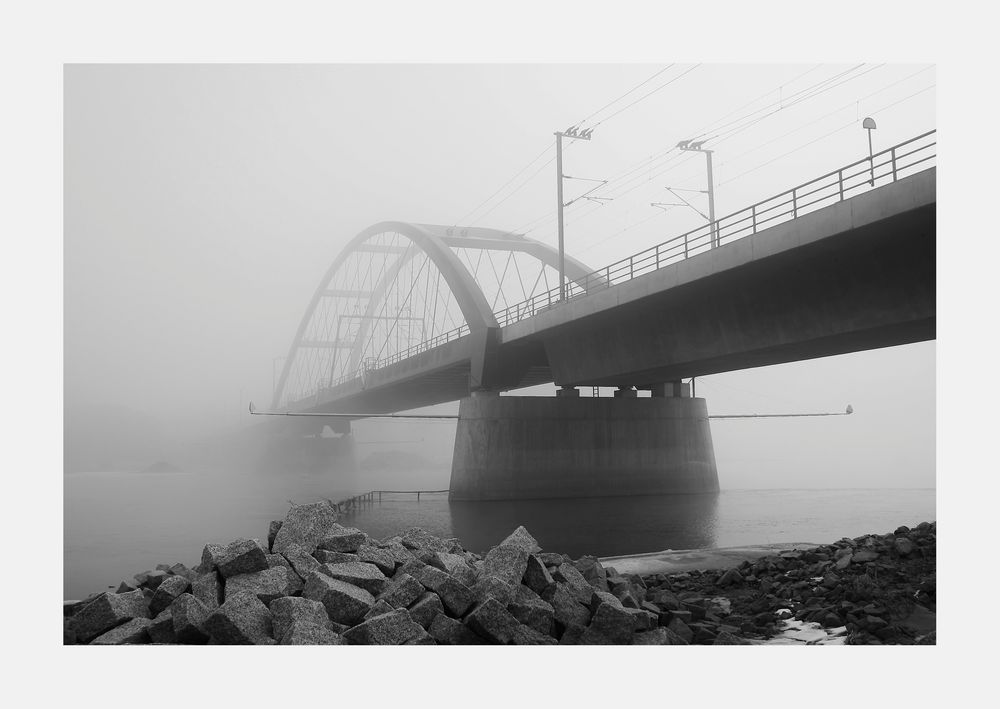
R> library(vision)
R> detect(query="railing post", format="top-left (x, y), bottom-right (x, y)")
top-left (792, 188), bottom-right (798, 219)
top-left (684, 233), bottom-right (689, 259)
top-left (751, 204), bottom-right (757, 234)
top-left (629, 256), bottom-right (634, 280)
top-left (838, 169), bottom-right (844, 201)
top-left (656, 243), bottom-right (661, 269)
top-left (605, 265), bottom-right (611, 284)
top-left (891, 147), bottom-right (898, 181)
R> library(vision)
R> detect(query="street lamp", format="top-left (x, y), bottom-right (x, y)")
top-left (555, 126), bottom-right (593, 301)
top-left (676, 140), bottom-right (718, 248)
top-left (862, 117), bottom-right (877, 186)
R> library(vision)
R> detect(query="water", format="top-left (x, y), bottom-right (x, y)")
top-left (63, 466), bottom-right (935, 600)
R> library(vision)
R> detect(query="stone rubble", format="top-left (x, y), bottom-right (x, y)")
top-left (63, 501), bottom-right (935, 646)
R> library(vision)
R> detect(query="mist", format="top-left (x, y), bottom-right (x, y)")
top-left (64, 63), bottom-right (934, 490)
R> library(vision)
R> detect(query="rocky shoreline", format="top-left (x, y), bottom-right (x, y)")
top-left (64, 501), bottom-right (935, 645)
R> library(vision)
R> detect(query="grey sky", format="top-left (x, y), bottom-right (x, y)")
top-left (64, 63), bottom-right (935, 487)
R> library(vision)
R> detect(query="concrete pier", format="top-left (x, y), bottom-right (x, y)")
top-left (448, 393), bottom-right (719, 500)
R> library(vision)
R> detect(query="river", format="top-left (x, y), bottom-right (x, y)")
top-left (63, 466), bottom-right (935, 600)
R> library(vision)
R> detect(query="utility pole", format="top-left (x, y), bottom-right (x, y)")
top-left (862, 117), bottom-right (877, 186)
top-left (555, 125), bottom-right (593, 301)
top-left (677, 140), bottom-right (718, 248)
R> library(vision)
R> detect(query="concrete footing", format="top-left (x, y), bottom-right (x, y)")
top-left (448, 394), bottom-right (719, 501)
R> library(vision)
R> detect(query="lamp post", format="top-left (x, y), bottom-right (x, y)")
top-left (863, 117), bottom-right (877, 186)
top-left (676, 140), bottom-right (718, 248)
top-left (555, 126), bottom-right (593, 301)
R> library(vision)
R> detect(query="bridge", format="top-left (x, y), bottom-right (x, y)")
top-left (271, 130), bottom-right (936, 500)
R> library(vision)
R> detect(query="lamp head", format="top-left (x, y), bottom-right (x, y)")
top-left (862, 117), bottom-right (877, 130)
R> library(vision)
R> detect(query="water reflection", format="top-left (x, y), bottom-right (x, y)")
top-left (449, 493), bottom-right (720, 558)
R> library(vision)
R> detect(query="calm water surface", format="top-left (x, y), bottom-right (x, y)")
top-left (64, 466), bottom-right (935, 599)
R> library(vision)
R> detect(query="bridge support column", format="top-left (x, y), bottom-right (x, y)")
top-left (449, 394), bottom-right (719, 501)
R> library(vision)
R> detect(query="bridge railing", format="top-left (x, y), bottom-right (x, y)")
top-left (494, 129), bottom-right (936, 328)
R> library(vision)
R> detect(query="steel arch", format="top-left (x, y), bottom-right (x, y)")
top-left (273, 222), bottom-right (603, 408)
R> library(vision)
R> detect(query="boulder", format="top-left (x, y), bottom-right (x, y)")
top-left (170, 593), bottom-right (211, 644)
top-left (343, 608), bottom-right (427, 645)
top-left (624, 607), bottom-right (656, 631)
top-left (717, 568), bottom-right (743, 587)
top-left (149, 574), bottom-right (191, 615)
top-left (589, 590), bottom-right (624, 613)
top-left (302, 572), bottom-right (375, 626)
top-left (191, 571), bottom-right (223, 609)
top-left (400, 527), bottom-right (450, 554)
top-left (135, 569), bottom-right (168, 590)
top-left (408, 591), bottom-right (445, 629)
top-left (377, 573), bottom-right (426, 610)
top-left (280, 621), bottom-right (347, 645)
top-left (269, 596), bottom-right (335, 641)
top-left (509, 585), bottom-right (555, 636)
top-left (267, 520), bottom-right (283, 552)
top-left (633, 627), bottom-right (688, 645)
top-left (581, 602), bottom-right (634, 644)
top-left (282, 544), bottom-right (322, 580)
top-left (377, 541), bottom-right (415, 567)
top-left (510, 623), bottom-right (559, 645)
top-left (169, 563), bottom-right (197, 580)
top-left (313, 549), bottom-right (360, 565)
top-left (667, 617), bottom-right (694, 644)
top-left (574, 556), bottom-right (609, 591)
top-left (428, 614), bottom-right (482, 645)
top-left (852, 550), bottom-right (879, 563)
top-left (363, 599), bottom-right (396, 620)
top-left (70, 590), bottom-right (150, 643)
top-left (266, 553), bottom-right (291, 570)
top-left (225, 566), bottom-right (296, 605)
top-left (497, 526), bottom-right (542, 554)
top-left (272, 501), bottom-right (341, 555)
top-left (553, 563), bottom-right (594, 604)
top-left (91, 617), bottom-right (152, 645)
top-left (215, 539), bottom-right (269, 579)
top-left (713, 631), bottom-right (752, 645)
top-left (539, 552), bottom-right (567, 567)
top-left (542, 583), bottom-right (592, 630)
top-left (464, 598), bottom-right (523, 644)
top-left (204, 591), bottom-right (275, 645)
top-left (405, 562), bottom-right (475, 617)
top-left (356, 545), bottom-right (397, 576)
top-left (482, 545), bottom-right (529, 587)
top-left (427, 552), bottom-right (478, 586)
top-left (196, 543), bottom-right (225, 574)
top-left (522, 555), bottom-right (555, 595)
top-left (894, 537), bottom-right (915, 556)
top-left (148, 610), bottom-right (176, 644)
top-left (318, 561), bottom-right (388, 595)
top-left (470, 575), bottom-right (517, 607)
top-left (116, 581), bottom-right (136, 594)
top-left (317, 527), bottom-right (369, 554)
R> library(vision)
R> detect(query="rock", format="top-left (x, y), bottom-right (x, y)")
top-left (377, 573), bottom-right (426, 610)
top-left (522, 555), bottom-right (555, 595)
top-left (148, 610), bottom-right (176, 644)
top-left (272, 501), bottom-right (341, 555)
top-left (363, 599), bottom-right (396, 620)
top-left (267, 520), bottom-right (283, 552)
top-left (280, 621), bottom-right (347, 645)
top-left (633, 627), bottom-right (688, 645)
top-left (482, 545), bottom-right (529, 587)
top-left (542, 583), bottom-right (592, 630)
top-left (356, 544), bottom-right (398, 576)
top-left (916, 631), bottom-right (936, 645)
top-left (224, 566), bottom-right (296, 605)
top-left (852, 550), bottom-right (879, 563)
top-left (116, 580), bottom-right (136, 594)
top-left (835, 553), bottom-right (853, 570)
top-left (400, 527), bottom-right (450, 553)
top-left (318, 561), bottom-right (388, 595)
top-left (558, 624), bottom-right (587, 645)
top-left (464, 598), bottom-right (523, 644)
top-left (377, 541), bottom-right (415, 567)
top-left (589, 590), bottom-right (624, 613)
top-left (581, 602), bottom-right (634, 644)
top-left (427, 552), bottom-right (478, 586)
top-left (538, 552), bottom-right (567, 567)
top-left (713, 631), bottom-right (752, 645)
top-left (70, 590), bottom-right (150, 643)
top-left (428, 614), bottom-right (483, 645)
top-left (509, 585), bottom-right (555, 636)
top-left (191, 571), bottom-right (223, 609)
top-left (91, 617), bottom-right (152, 645)
top-left (717, 568), bottom-right (743, 587)
top-left (574, 556), bottom-right (609, 591)
top-left (553, 563), bottom-right (594, 604)
top-left (667, 617), bottom-right (694, 644)
top-left (215, 538), bottom-right (269, 579)
top-left (170, 593), bottom-right (211, 644)
top-left (510, 623), bottom-right (559, 645)
top-left (149, 574), bottom-right (191, 615)
top-left (266, 553), bottom-right (291, 570)
top-left (169, 563), bottom-right (197, 580)
top-left (405, 562), bottom-right (475, 617)
top-left (470, 575), bottom-right (517, 607)
top-left (135, 569), bottom-right (168, 590)
top-left (497, 526), bottom-right (541, 554)
top-left (204, 591), bottom-right (275, 645)
top-left (408, 592), bottom-right (445, 629)
top-left (343, 608), bottom-right (427, 645)
top-left (196, 543), bottom-right (225, 574)
top-left (624, 607), bottom-right (656, 631)
top-left (302, 572), bottom-right (375, 626)
top-left (282, 544), bottom-right (322, 580)
top-left (894, 537), bottom-right (915, 556)
top-left (317, 527), bottom-right (369, 554)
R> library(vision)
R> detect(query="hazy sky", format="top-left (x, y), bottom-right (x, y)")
top-left (64, 63), bottom-right (935, 487)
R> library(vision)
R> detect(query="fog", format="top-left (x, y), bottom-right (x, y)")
top-left (64, 64), bottom-right (935, 489)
